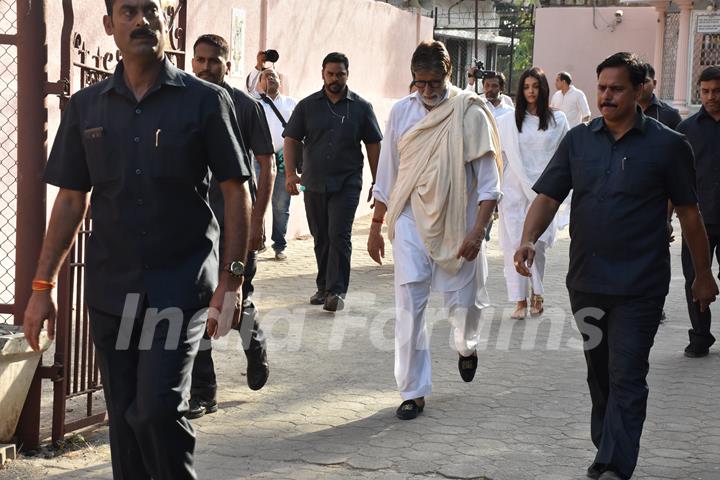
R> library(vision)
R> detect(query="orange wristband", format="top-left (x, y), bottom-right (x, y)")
top-left (32, 279), bottom-right (56, 291)
top-left (371, 217), bottom-right (383, 224)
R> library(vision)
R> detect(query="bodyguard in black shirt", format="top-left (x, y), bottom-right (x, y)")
top-left (188, 34), bottom-right (274, 419)
top-left (677, 66), bottom-right (720, 358)
top-left (283, 52), bottom-right (382, 312)
top-left (514, 52), bottom-right (718, 480)
top-left (638, 63), bottom-right (682, 130)
top-left (23, 1), bottom-right (252, 478)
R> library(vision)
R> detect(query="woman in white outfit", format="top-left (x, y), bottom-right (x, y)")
top-left (497, 67), bottom-right (568, 319)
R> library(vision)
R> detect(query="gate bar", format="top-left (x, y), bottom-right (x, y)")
top-left (15, 0), bottom-right (49, 450)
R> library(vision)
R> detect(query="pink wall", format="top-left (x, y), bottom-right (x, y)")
top-left (533, 6), bottom-right (657, 117)
top-left (43, 0), bottom-right (433, 239)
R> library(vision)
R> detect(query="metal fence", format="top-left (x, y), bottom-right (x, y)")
top-left (660, 12), bottom-right (679, 101)
top-left (0, 0), bottom-right (17, 325)
top-left (691, 29), bottom-right (720, 105)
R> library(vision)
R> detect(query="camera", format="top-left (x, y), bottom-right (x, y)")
top-left (263, 49), bottom-right (279, 63)
top-left (468, 59), bottom-right (496, 80)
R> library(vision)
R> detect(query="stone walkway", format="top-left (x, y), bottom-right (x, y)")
top-left (1, 216), bottom-right (719, 479)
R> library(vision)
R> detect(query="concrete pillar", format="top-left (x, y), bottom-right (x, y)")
top-left (672, 0), bottom-right (694, 115)
top-left (648, 1), bottom-right (669, 93)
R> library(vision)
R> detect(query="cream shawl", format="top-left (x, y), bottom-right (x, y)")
top-left (386, 86), bottom-right (501, 275)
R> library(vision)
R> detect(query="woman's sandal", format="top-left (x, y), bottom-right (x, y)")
top-left (530, 294), bottom-right (544, 317)
top-left (511, 301), bottom-right (528, 320)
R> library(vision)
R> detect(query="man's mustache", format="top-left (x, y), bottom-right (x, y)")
top-left (601, 102), bottom-right (617, 108)
top-left (131, 28), bottom-right (157, 39)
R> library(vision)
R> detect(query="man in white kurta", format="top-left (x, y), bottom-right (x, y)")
top-left (368, 41), bottom-right (501, 420)
top-left (551, 72), bottom-right (591, 128)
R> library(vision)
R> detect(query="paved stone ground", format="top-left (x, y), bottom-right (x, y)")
top-left (2, 216), bottom-right (719, 480)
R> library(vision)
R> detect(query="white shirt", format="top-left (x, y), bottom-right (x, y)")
top-left (485, 102), bottom-right (514, 118)
top-left (550, 85), bottom-right (591, 128)
top-left (246, 68), bottom-right (263, 95)
top-left (374, 91), bottom-right (501, 290)
top-left (258, 93), bottom-right (297, 152)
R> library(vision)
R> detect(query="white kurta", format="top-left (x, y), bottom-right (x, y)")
top-left (374, 92), bottom-right (502, 292)
top-left (550, 86), bottom-right (591, 128)
top-left (374, 91), bottom-right (501, 400)
top-left (496, 110), bottom-right (568, 301)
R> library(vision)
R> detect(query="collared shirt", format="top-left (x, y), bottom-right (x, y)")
top-left (485, 100), bottom-right (514, 118)
top-left (283, 87), bottom-right (383, 192)
top-left (533, 110), bottom-right (697, 296)
top-left (258, 93), bottom-right (298, 152)
top-left (643, 94), bottom-right (682, 130)
top-left (551, 85), bottom-right (591, 128)
top-left (209, 82), bottom-right (274, 226)
top-left (677, 106), bottom-right (720, 225)
top-left (44, 58), bottom-right (250, 315)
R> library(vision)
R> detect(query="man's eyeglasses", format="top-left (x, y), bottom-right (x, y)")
top-left (412, 79), bottom-right (444, 89)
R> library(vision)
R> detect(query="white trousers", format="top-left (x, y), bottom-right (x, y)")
top-left (394, 275), bottom-right (483, 400)
top-left (503, 240), bottom-right (547, 302)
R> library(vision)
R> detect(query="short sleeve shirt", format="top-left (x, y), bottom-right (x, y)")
top-left (533, 110), bottom-right (697, 296)
top-left (44, 58), bottom-right (251, 315)
top-left (209, 83), bottom-right (274, 226)
top-left (283, 88), bottom-right (383, 192)
top-left (643, 95), bottom-right (682, 130)
top-left (677, 107), bottom-right (720, 225)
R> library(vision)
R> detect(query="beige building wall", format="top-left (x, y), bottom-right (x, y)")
top-left (42, 0), bottom-right (433, 240)
top-left (533, 6), bottom-right (658, 118)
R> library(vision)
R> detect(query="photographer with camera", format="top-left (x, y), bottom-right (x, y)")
top-left (467, 61), bottom-right (514, 113)
top-left (247, 49), bottom-right (280, 95)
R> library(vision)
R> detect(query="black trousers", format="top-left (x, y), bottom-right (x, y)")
top-left (681, 225), bottom-right (720, 349)
top-left (191, 250), bottom-right (261, 400)
top-left (569, 289), bottom-right (664, 479)
top-left (303, 186), bottom-right (362, 295)
top-left (90, 305), bottom-right (205, 480)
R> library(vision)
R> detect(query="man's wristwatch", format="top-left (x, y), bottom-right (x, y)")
top-left (224, 261), bottom-right (245, 278)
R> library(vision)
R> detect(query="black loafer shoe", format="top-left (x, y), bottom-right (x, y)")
top-left (310, 290), bottom-right (327, 305)
top-left (323, 293), bottom-right (344, 312)
top-left (684, 343), bottom-right (710, 358)
top-left (396, 399), bottom-right (424, 420)
top-left (186, 397), bottom-right (218, 420)
top-left (246, 346), bottom-right (269, 391)
top-left (458, 352), bottom-right (478, 382)
top-left (586, 463), bottom-right (605, 479)
top-left (598, 471), bottom-right (624, 480)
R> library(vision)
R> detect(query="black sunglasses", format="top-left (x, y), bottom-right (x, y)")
top-left (412, 79), bottom-right (444, 89)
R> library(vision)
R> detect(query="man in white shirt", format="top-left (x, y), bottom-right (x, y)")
top-left (256, 68), bottom-right (298, 260)
top-left (466, 66), bottom-right (514, 110)
top-left (551, 71), bottom-right (591, 128)
top-left (368, 41), bottom-right (501, 421)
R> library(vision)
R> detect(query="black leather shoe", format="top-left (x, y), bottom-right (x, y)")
top-left (396, 399), bottom-right (424, 420)
top-left (323, 293), bottom-right (344, 312)
top-left (186, 397), bottom-right (218, 420)
top-left (684, 343), bottom-right (710, 358)
top-left (458, 352), bottom-right (478, 382)
top-left (310, 290), bottom-right (327, 305)
top-left (245, 344), bottom-right (269, 391)
top-left (598, 471), bottom-right (624, 480)
top-left (586, 463), bottom-right (605, 479)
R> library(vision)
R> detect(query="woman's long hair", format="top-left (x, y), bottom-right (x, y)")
top-left (515, 67), bottom-right (555, 132)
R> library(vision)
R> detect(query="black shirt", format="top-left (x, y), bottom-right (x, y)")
top-left (533, 110), bottom-right (697, 296)
top-left (643, 94), bottom-right (682, 130)
top-left (209, 82), bottom-right (273, 226)
top-left (677, 107), bottom-right (720, 226)
top-left (44, 57), bottom-right (251, 315)
top-left (283, 88), bottom-right (382, 192)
